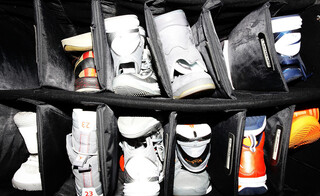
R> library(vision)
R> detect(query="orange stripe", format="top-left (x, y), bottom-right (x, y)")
top-left (79, 68), bottom-right (97, 78)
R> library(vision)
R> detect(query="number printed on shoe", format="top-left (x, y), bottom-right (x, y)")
top-left (82, 188), bottom-right (99, 196)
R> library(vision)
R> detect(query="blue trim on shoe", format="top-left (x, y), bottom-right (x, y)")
top-left (245, 116), bottom-right (266, 132)
top-left (238, 186), bottom-right (268, 195)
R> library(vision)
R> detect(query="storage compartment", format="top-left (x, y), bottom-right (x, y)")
top-left (0, 0), bottom-right (39, 90)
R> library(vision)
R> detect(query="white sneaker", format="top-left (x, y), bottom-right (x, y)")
top-left (154, 9), bottom-right (215, 98)
top-left (176, 124), bottom-right (212, 172)
top-left (12, 112), bottom-right (42, 191)
top-left (117, 116), bottom-right (162, 139)
top-left (120, 134), bottom-right (164, 196)
top-left (66, 109), bottom-right (102, 196)
top-left (105, 15), bottom-right (161, 96)
top-left (61, 32), bottom-right (93, 52)
top-left (105, 15), bottom-right (143, 75)
top-left (173, 155), bottom-right (212, 196)
top-left (12, 155), bottom-right (42, 191)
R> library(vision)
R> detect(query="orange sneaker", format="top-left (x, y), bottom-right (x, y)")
top-left (238, 116), bottom-right (268, 195)
top-left (289, 108), bottom-right (320, 149)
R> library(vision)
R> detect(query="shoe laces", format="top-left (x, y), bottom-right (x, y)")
top-left (139, 47), bottom-right (155, 78)
top-left (246, 134), bottom-right (257, 152)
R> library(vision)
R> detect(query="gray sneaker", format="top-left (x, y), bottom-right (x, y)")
top-left (173, 155), bottom-right (212, 196)
top-left (154, 9), bottom-right (215, 99)
top-left (105, 15), bottom-right (161, 97)
top-left (66, 109), bottom-right (102, 196)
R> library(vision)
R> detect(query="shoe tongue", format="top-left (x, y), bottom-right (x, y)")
top-left (244, 116), bottom-right (266, 137)
top-left (118, 116), bottom-right (160, 137)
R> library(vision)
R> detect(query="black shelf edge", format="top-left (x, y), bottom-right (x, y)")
top-left (0, 87), bottom-right (319, 112)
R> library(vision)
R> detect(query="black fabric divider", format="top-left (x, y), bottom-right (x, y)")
top-left (34, 0), bottom-right (76, 91)
top-left (96, 105), bottom-right (119, 196)
top-left (208, 110), bottom-right (246, 196)
top-left (263, 105), bottom-right (295, 193)
top-left (92, 0), bottom-right (114, 92)
top-left (201, 0), bottom-right (235, 99)
top-left (0, 0), bottom-right (39, 90)
top-left (37, 104), bottom-right (72, 196)
top-left (226, 2), bottom-right (288, 92)
top-left (163, 112), bottom-right (177, 196)
top-left (145, 1), bottom-right (173, 97)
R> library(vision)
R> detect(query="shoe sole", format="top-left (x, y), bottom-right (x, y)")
top-left (75, 77), bottom-right (100, 92)
top-left (238, 175), bottom-right (267, 195)
top-left (173, 78), bottom-right (215, 99)
top-left (113, 75), bottom-right (161, 96)
top-left (290, 115), bottom-right (320, 148)
top-left (61, 32), bottom-right (92, 52)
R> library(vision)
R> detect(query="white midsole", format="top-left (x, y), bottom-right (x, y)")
top-left (238, 175), bottom-right (267, 187)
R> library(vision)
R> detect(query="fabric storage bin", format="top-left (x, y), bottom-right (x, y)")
top-left (0, 0), bottom-right (39, 90)
top-left (94, 0), bottom-right (167, 96)
top-left (35, 0), bottom-right (102, 91)
top-left (144, 0), bottom-right (234, 99)
top-left (0, 99), bottom-right (72, 196)
top-left (207, 0), bottom-right (289, 93)
top-left (164, 110), bottom-right (246, 196)
top-left (100, 106), bottom-right (171, 196)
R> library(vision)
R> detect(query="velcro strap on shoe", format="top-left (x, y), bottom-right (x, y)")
top-left (73, 154), bottom-right (89, 168)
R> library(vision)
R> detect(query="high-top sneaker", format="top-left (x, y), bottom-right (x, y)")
top-left (74, 51), bottom-right (101, 92)
top-left (272, 14), bottom-right (311, 82)
top-left (238, 116), bottom-right (267, 195)
top-left (290, 108), bottom-right (320, 149)
top-left (12, 112), bottom-right (42, 191)
top-left (118, 117), bottom-right (164, 196)
top-left (154, 10), bottom-right (215, 99)
top-left (105, 15), bottom-right (161, 96)
top-left (66, 109), bottom-right (102, 196)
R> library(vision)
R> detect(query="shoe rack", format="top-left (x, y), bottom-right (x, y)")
top-left (0, 0), bottom-right (320, 196)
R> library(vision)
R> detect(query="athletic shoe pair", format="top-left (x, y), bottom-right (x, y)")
top-left (271, 14), bottom-right (311, 83)
top-left (154, 10), bottom-right (216, 99)
top-left (105, 15), bottom-right (161, 97)
top-left (174, 124), bottom-right (212, 195)
top-left (117, 117), bottom-right (164, 196)
top-left (290, 108), bottom-right (320, 149)
top-left (62, 33), bottom-right (101, 92)
top-left (66, 109), bottom-right (103, 196)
